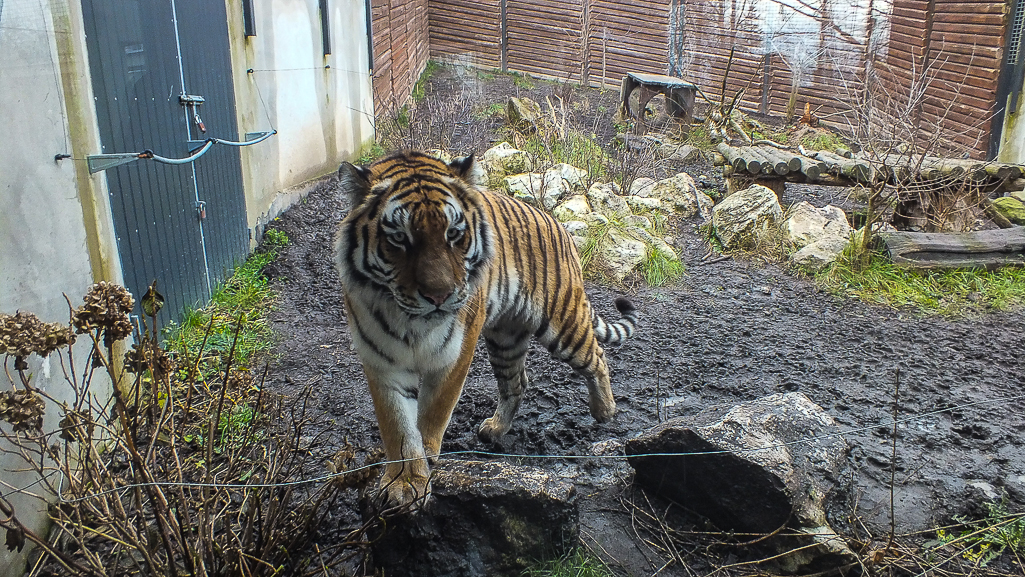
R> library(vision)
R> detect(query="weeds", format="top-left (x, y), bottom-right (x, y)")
top-left (798, 131), bottom-right (846, 152)
top-left (0, 265), bottom-right (381, 575)
top-left (163, 230), bottom-right (287, 378)
top-left (411, 60), bottom-right (441, 102)
top-left (816, 247), bottom-right (1025, 315)
top-left (522, 548), bottom-right (615, 577)
top-left (926, 501), bottom-right (1025, 568)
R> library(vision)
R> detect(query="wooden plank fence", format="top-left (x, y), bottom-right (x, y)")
top-left (368, 0), bottom-right (1010, 157)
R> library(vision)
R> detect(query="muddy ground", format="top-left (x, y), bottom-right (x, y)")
top-left (262, 67), bottom-right (1025, 575)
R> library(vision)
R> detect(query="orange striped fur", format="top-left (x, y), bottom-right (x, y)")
top-left (334, 151), bottom-right (637, 509)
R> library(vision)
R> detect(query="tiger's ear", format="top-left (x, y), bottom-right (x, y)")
top-left (337, 162), bottom-right (373, 204)
top-left (448, 154), bottom-right (487, 187)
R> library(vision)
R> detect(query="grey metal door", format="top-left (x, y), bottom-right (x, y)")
top-left (82, 0), bottom-right (248, 324)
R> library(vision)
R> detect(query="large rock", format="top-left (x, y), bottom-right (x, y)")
top-left (366, 460), bottom-right (578, 577)
top-left (506, 96), bottom-right (542, 130)
top-left (504, 172), bottom-right (567, 210)
top-left (586, 182), bottom-right (631, 218)
top-left (992, 196), bottom-right (1025, 225)
top-left (711, 184), bottom-right (783, 250)
top-left (627, 226), bottom-right (678, 261)
top-left (552, 194), bottom-right (591, 222)
top-left (629, 177), bottom-right (657, 197)
top-left (791, 236), bottom-right (850, 272)
top-left (600, 230), bottom-right (647, 281)
top-left (783, 201), bottom-right (853, 249)
top-left (649, 173), bottom-right (713, 220)
top-left (625, 392), bottom-right (856, 573)
top-left (547, 163), bottom-right (589, 192)
top-left (482, 142), bottom-right (532, 177)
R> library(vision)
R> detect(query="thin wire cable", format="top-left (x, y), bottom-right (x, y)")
top-left (50, 390), bottom-right (1025, 503)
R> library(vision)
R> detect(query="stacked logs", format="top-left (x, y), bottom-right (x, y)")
top-left (716, 143), bottom-right (827, 182)
top-left (714, 144), bottom-right (1025, 191)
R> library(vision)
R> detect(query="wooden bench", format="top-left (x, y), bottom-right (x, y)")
top-left (620, 73), bottom-right (698, 123)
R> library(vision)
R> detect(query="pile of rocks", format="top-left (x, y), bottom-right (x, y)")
top-left (709, 182), bottom-right (857, 271)
top-left (481, 142), bottom-right (714, 280)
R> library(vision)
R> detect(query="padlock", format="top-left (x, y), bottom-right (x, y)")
top-left (196, 200), bottom-right (207, 220)
top-left (194, 110), bottom-right (207, 133)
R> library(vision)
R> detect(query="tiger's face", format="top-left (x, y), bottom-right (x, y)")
top-left (336, 152), bottom-right (492, 319)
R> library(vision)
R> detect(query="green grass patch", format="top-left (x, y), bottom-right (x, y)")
top-left (683, 125), bottom-right (714, 149)
top-left (522, 549), bottom-right (615, 577)
top-left (926, 501), bottom-right (1025, 567)
top-left (798, 131), bottom-right (847, 153)
top-left (411, 60), bottom-right (441, 102)
top-left (357, 141), bottom-right (386, 165)
top-left (473, 102), bottom-right (506, 121)
top-left (815, 249), bottom-right (1025, 315)
top-left (165, 229), bottom-right (288, 377)
top-left (511, 71), bottom-right (536, 89)
top-left (641, 249), bottom-right (685, 286)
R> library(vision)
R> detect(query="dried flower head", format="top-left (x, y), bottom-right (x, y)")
top-left (124, 342), bottom-right (176, 379)
top-left (0, 312), bottom-right (75, 359)
top-left (326, 444), bottom-right (383, 490)
top-left (0, 389), bottom-right (46, 433)
top-left (73, 282), bottom-right (135, 343)
top-left (58, 410), bottom-right (95, 443)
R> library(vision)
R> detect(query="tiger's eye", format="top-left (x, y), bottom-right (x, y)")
top-left (388, 231), bottom-right (407, 246)
top-left (447, 227), bottom-right (465, 242)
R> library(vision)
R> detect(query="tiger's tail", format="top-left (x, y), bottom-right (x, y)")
top-left (592, 297), bottom-right (638, 346)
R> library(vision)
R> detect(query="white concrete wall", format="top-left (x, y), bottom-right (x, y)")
top-left (0, 0), bottom-right (120, 574)
top-left (226, 0), bottom-right (377, 235)
top-left (0, 0), bottom-right (374, 572)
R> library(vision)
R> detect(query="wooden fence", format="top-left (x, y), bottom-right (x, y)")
top-left (371, 0), bottom-right (430, 114)
top-left (371, 0), bottom-right (1011, 157)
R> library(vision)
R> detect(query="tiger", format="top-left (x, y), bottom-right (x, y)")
top-left (334, 150), bottom-right (638, 509)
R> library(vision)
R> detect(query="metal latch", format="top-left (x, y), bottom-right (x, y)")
top-left (180, 94), bottom-right (206, 133)
top-left (195, 200), bottom-right (207, 220)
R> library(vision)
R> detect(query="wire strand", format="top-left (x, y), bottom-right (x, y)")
top-left (48, 390), bottom-right (1025, 503)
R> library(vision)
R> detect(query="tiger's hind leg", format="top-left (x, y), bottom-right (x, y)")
top-left (538, 316), bottom-right (616, 423)
top-left (478, 328), bottom-right (532, 442)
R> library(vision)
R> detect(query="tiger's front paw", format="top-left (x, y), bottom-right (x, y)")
top-left (477, 416), bottom-right (511, 443)
top-left (377, 469), bottom-right (431, 512)
top-left (589, 398), bottom-right (616, 423)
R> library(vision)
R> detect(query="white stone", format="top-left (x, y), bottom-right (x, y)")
top-left (546, 163), bottom-right (589, 192)
top-left (627, 226), bottom-right (678, 261)
top-left (629, 177), bottom-right (657, 197)
top-left (624, 195), bottom-right (664, 212)
top-left (552, 194), bottom-right (591, 221)
top-left (482, 142), bottom-right (532, 176)
top-left (586, 182), bottom-right (631, 217)
top-left (790, 236), bottom-right (850, 272)
top-left (623, 214), bottom-right (653, 230)
top-left (783, 201), bottom-right (853, 249)
top-left (1009, 190), bottom-right (1025, 204)
top-left (711, 184), bottom-right (784, 250)
top-left (601, 230), bottom-right (647, 281)
top-left (503, 172), bottom-right (569, 210)
top-left (562, 220), bottom-right (590, 251)
top-left (585, 213), bottom-right (610, 225)
top-left (649, 172), bottom-right (713, 220)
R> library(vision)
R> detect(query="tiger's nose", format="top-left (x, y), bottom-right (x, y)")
top-left (421, 290), bottom-right (452, 306)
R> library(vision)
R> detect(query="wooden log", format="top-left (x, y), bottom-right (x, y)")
top-left (798, 156), bottom-right (826, 181)
top-left (716, 143), bottom-right (749, 174)
top-left (741, 147), bottom-right (768, 175)
top-left (814, 150), bottom-right (874, 183)
top-left (879, 228), bottom-right (1025, 270)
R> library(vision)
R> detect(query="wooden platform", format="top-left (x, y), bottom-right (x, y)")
top-left (620, 73), bottom-right (698, 123)
top-left (714, 143), bottom-right (1025, 197)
